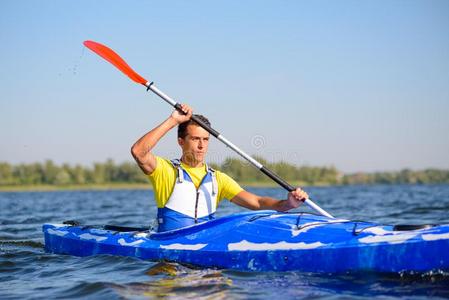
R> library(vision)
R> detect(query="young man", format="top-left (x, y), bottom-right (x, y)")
top-left (131, 104), bottom-right (308, 232)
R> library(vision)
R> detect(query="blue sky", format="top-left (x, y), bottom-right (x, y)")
top-left (1, 1), bottom-right (448, 172)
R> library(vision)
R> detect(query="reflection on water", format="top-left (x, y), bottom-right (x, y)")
top-left (1, 185), bottom-right (449, 299)
top-left (112, 262), bottom-right (232, 299)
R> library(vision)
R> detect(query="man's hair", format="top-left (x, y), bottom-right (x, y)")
top-left (177, 114), bottom-right (211, 139)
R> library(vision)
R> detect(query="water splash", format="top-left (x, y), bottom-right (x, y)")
top-left (72, 46), bottom-right (85, 76)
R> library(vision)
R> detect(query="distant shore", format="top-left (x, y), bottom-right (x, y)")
top-left (1, 159), bottom-right (448, 192)
top-left (0, 183), bottom-right (152, 192)
top-left (0, 181), bottom-right (322, 192)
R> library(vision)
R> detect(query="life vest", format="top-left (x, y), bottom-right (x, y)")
top-left (157, 159), bottom-right (218, 232)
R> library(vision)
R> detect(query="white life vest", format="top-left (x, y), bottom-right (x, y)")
top-left (164, 159), bottom-right (218, 220)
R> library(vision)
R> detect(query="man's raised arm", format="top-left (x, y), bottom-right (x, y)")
top-left (131, 104), bottom-right (192, 174)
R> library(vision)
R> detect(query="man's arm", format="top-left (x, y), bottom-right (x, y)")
top-left (230, 188), bottom-right (308, 212)
top-left (131, 104), bottom-right (192, 175)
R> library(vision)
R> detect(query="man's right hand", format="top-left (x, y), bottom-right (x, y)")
top-left (171, 103), bottom-right (193, 124)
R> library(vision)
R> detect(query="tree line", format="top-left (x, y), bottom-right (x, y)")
top-left (0, 159), bottom-right (448, 187)
top-left (0, 159), bottom-right (147, 186)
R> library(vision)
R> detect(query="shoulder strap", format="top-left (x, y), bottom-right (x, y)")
top-left (206, 164), bottom-right (218, 196)
top-left (170, 159), bottom-right (184, 183)
top-left (170, 158), bottom-right (181, 167)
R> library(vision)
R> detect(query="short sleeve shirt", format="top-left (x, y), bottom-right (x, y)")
top-left (148, 156), bottom-right (243, 208)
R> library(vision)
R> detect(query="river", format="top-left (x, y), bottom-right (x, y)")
top-left (1, 185), bottom-right (449, 299)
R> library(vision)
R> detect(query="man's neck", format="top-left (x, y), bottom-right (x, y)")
top-left (180, 156), bottom-right (204, 168)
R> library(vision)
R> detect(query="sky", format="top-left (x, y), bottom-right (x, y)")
top-left (0, 0), bottom-right (448, 173)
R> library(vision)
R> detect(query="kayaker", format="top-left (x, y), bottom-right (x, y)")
top-left (131, 104), bottom-right (308, 232)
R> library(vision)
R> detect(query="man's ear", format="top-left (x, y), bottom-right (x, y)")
top-left (178, 137), bottom-right (184, 146)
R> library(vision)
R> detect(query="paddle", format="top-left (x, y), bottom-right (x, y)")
top-left (83, 40), bottom-right (335, 219)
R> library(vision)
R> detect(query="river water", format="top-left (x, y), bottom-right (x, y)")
top-left (1, 185), bottom-right (449, 299)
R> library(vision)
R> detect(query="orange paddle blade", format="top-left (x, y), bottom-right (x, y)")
top-left (83, 40), bottom-right (148, 85)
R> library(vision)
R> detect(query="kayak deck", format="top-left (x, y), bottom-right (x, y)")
top-left (43, 211), bottom-right (449, 273)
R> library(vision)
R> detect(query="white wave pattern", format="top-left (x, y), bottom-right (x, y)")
top-left (228, 240), bottom-right (326, 251)
top-left (118, 238), bottom-right (144, 246)
top-left (47, 228), bottom-right (68, 237)
top-left (160, 243), bottom-right (207, 250)
top-left (361, 227), bottom-right (392, 235)
top-left (358, 225), bottom-right (449, 244)
top-left (422, 232), bottom-right (449, 241)
top-left (79, 233), bottom-right (107, 242)
top-left (358, 232), bottom-right (419, 244)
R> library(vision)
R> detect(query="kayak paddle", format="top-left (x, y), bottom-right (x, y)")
top-left (83, 40), bottom-right (334, 219)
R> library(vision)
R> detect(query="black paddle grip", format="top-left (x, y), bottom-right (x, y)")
top-left (260, 166), bottom-right (295, 192)
top-left (174, 103), bottom-right (220, 138)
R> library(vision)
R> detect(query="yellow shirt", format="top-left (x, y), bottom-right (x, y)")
top-left (148, 156), bottom-right (243, 208)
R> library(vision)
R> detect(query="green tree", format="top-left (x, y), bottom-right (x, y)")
top-left (0, 162), bottom-right (14, 185)
top-left (92, 163), bottom-right (106, 184)
top-left (43, 160), bottom-right (59, 184)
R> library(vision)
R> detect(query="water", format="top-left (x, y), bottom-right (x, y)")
top-left (1, 185), bottom-right (449, 299)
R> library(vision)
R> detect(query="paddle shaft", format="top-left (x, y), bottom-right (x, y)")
top-left (146, 82), bottom-right (334, 219)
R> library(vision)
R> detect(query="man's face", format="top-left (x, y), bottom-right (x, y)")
top-left (178, 125), bottom-right (210, 164)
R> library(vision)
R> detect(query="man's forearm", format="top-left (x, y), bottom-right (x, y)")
top-left (132, 116), bottom-right (178, 156)
top-left (231, 191), bottom-right (296, 212)
top-left (259, 196), bottom-right (292, 212)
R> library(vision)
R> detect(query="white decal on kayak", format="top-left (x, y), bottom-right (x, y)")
top-left (118, 238), bottom-right (144, 246)
top-left (160, 243), bottom-right (207, 250)
top-left (247, 258), bottom-right (255, 270)
top-left (268, 214), bottom-right (288, 219)
top-left (134, 232), bottom-right (149, 238)
top-left (422, 232), bottom-right (449, 241)
top-left (79, 233), bottom-right (107, 242)
top-left (291, 222), bottom-right (323, 236)
top-left (47, 228), bottom-right (68, 237)
top-left (361, 227), bottom-right (392, 235)
top-left (90, 229), bottom-right (108, 235)
top-left (358, 232), bottom-right (419, 244)
top-left (228, 240), bottom-right (326, 251)
top-left (291, 219), bottom-right (349, 237)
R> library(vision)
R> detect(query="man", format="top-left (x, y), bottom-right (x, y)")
top-left (131, 104), bottom-right (308, 232)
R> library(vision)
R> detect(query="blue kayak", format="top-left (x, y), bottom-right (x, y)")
top-left (43, 211), bottom-right (449, 273)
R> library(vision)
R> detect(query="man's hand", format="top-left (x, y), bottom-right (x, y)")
top-left (231, 187), bottom-right (309, 212)
top-left (171, 103), bottom-right (193, 124)
top-left (286, 187), bottom-right (308, 209)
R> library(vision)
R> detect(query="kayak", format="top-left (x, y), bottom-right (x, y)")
top-left (43, 211), bottom-right (449, 273)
